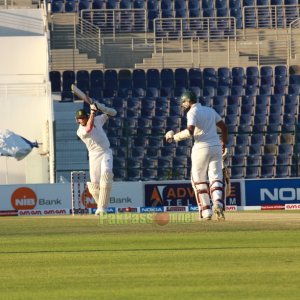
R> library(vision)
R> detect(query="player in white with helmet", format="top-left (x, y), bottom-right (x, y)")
top-left (76, 102), bottom-right (116, 216)
top-left (165, 91), bottom-right (228, 220)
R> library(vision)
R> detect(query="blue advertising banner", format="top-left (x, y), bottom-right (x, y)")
top-left (245, 178), bottom-right (300, 206)
top-left (144, 181), bottom-right (242, 206)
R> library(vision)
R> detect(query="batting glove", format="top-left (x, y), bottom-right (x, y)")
top-left (90, 103), bottom-right (98, 113)
top-left (165, 130), bottom-right (175, 143)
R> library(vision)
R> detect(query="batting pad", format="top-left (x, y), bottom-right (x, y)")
top-left (87, 182), bottom-right (100, 205)
top-left (98, 172), bottom-right (113, 210)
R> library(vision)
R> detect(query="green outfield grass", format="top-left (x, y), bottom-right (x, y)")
top-left (1, 211), bottom-right (300, 300)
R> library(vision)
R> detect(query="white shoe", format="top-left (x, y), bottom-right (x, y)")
top-left (202, 209), bottom-right (212, 221)
top-left (214, 203), bottom-right (225, 221)
top-left (95, 208), bottom-right (103, 216)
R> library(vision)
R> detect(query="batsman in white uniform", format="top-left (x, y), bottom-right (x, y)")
top-left (165, 91), bottom-right (228, 220)
top-left (76, 102), bottom-right (117, 216)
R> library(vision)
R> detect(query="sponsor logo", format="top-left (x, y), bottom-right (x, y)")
top-left (189, 206), bottom-right (199, 212)
top-left (18, 209), bottom-right (67, 216)
top-left (261, 188), bottom-right (300, 201)
top-left (225, 205), bottom-right (237, 211)
top-left (285, 204), bottom-right (300, 210)
top-left (82, 188), bottom-right (96, 209)
top-left (166, 206), bottom-right (186, 212)
top-left (0, 210), bottom-right (18, 217)
top-left (118, 207), bottom-right (138, 213)
top-left (106, 207), bottom-right (116, 213)
top-left (11, 187), bottom-right (38, 210)
top-left (140, 206), bottom-right (164, 213)
top-left (110, 197), bottom-right (132, 204)
top-left (261, 204), bottom-right (285, 210)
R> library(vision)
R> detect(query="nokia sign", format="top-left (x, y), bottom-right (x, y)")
top-left (245, 179), bottom-right (300, 206)
top-left (261, 188), bottom-right (300, 201)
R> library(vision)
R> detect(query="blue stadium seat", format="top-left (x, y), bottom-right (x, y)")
top-left (230, 166), bottom-right (244, 179)
top-left (217, 86), bottom-right (230, 96)
top-left (226, 103), bottom-right (239, 116)
top-left (90, 70), bottom-right (103, 89)
top-left (65, 0), bottom-right (77, 12)
top-left (104, 69), bottom-right (118, 93)
top-left (174, 68), bottom-right (189, 88)
top-left (243, 0), bottom-right (255, 5)
top-left (253, 114), bottom-right (267, 131)
top-left (120, 0), bottom-right (132, 8)
top-left (147, 69), bottom-right (160, 88)
top-left (245, 85), bottom-right (257, 96)
top-left (76, 70), bottom-right (90, 94)
top-left (50, 71), bottom-right (61, 92)
top-left (231, 155), bottom-right (245, 166)
top-left (231, 67), bottom-right (245, 86)
top-left (270, 94), bottom-right (282, 105)
top-left (51, 0), bottom-right (64, 13)
top-left (118, 69), bottom-right (132, 90)
top-left (148, 9), bottom-right (159, 31)
top-left (250, 133), bottom-right (264, 146)
top-left (92, 0), bottom-right (105, 9)
top-left (236, 134), bottom-right (249, 146)
top-left (241, 95), bottom-right (255, 106)
top-left (218, 67), bottom-right (231, 87)
top-left (229, 0), bottom-right (241, 8)
top-left (260, 165), bottom-right (274, 178)
top-left (234, 144), bottom-right (248, 156)
top-left (227, 95), bottom-right (240, 106)
top-left (79, 0), bottom-right (90, 10)
top-left (62, 70), bottom-right (75, 91)
top-left (274, 165), bottom-right (289, 178)
top-left (246, 155), bottom-right (260, 167)
top-left (253, 105), bottom-right (267, 117)
top-left (284, 94), bottom-right (298, 105)
top-left (256, 0), bottom-right (268, 4)
top-left (203, 86), bottom-right (215, 97)
top-left (189, 68), bottom-right (202, 87)
top-left (132, 88), bottom-right (145, 98)
top-left (245, 166), bottom-right (260, 178)
top-left (106, 0), bottom-right (117, 8)
top-left (276, 154), bottom-right (290, 166)
top-left (231, 85), bottom-right (244, 97)
top-left (248, 144), bottom-right (262, 156)
top-left (255, 94), bottom-right (269, 106)
top-left (161, 68), bottom-right (174, 88)
top-left (265, 133), bottom-right (279, 144)
top-left (258, 84), bottom-right (272, 96)
top-left (146, 87), bottom-right (159, 98)
top-left (273, 84), bottom-right (286, 95)
top-left (288, 84), bottom-right (300, 95)
top-left (203, 68), bottom-right (218, 88)
top-left (246, 66), bottom-right (259, 86)
top-left (260, 66), bottom-right (273, 86)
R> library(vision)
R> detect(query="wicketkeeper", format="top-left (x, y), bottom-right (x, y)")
top-left (76, 100), bottom-right (117, 216)
top-left (165, 91), bottom-right (228, 221)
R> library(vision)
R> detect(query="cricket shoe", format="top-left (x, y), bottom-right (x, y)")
top-left (214, 203), bottom-right (225, 221)
top-left (95, 208), bottom-right (104, 216)
top-left (202, 209), bottom-right (212, 221)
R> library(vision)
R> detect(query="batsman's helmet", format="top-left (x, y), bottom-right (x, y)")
top-left (76, 109), bottom-right (89, 119)
top-left (180, 90), bottom-right (197, 111)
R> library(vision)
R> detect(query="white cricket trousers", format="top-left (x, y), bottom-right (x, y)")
top-left (88, 149), bottom-right (113, 183)
top-left (191, 144), bottom-right (223, 183)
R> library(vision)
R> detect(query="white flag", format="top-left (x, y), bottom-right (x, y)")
top-left (0, 129), bottom-right (38, 161)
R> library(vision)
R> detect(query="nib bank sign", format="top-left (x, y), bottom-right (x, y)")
top-left (245, 178), bottom-right (300, 206)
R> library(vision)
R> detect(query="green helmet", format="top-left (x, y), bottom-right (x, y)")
top-left (181, 90), bottom-right (197, 104)
top-left (76, 109), bottom-right (89, 119)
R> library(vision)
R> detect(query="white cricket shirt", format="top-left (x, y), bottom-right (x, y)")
top-left (77, 114), bottom-right (110, 153)
top-left (187, 103), bottom-right (222, 148)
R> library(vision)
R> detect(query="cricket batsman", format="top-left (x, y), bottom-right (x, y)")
top-left (75, 99), bottom-right (117, 216)
top-left (165, 90), bottom-right (228, 221)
